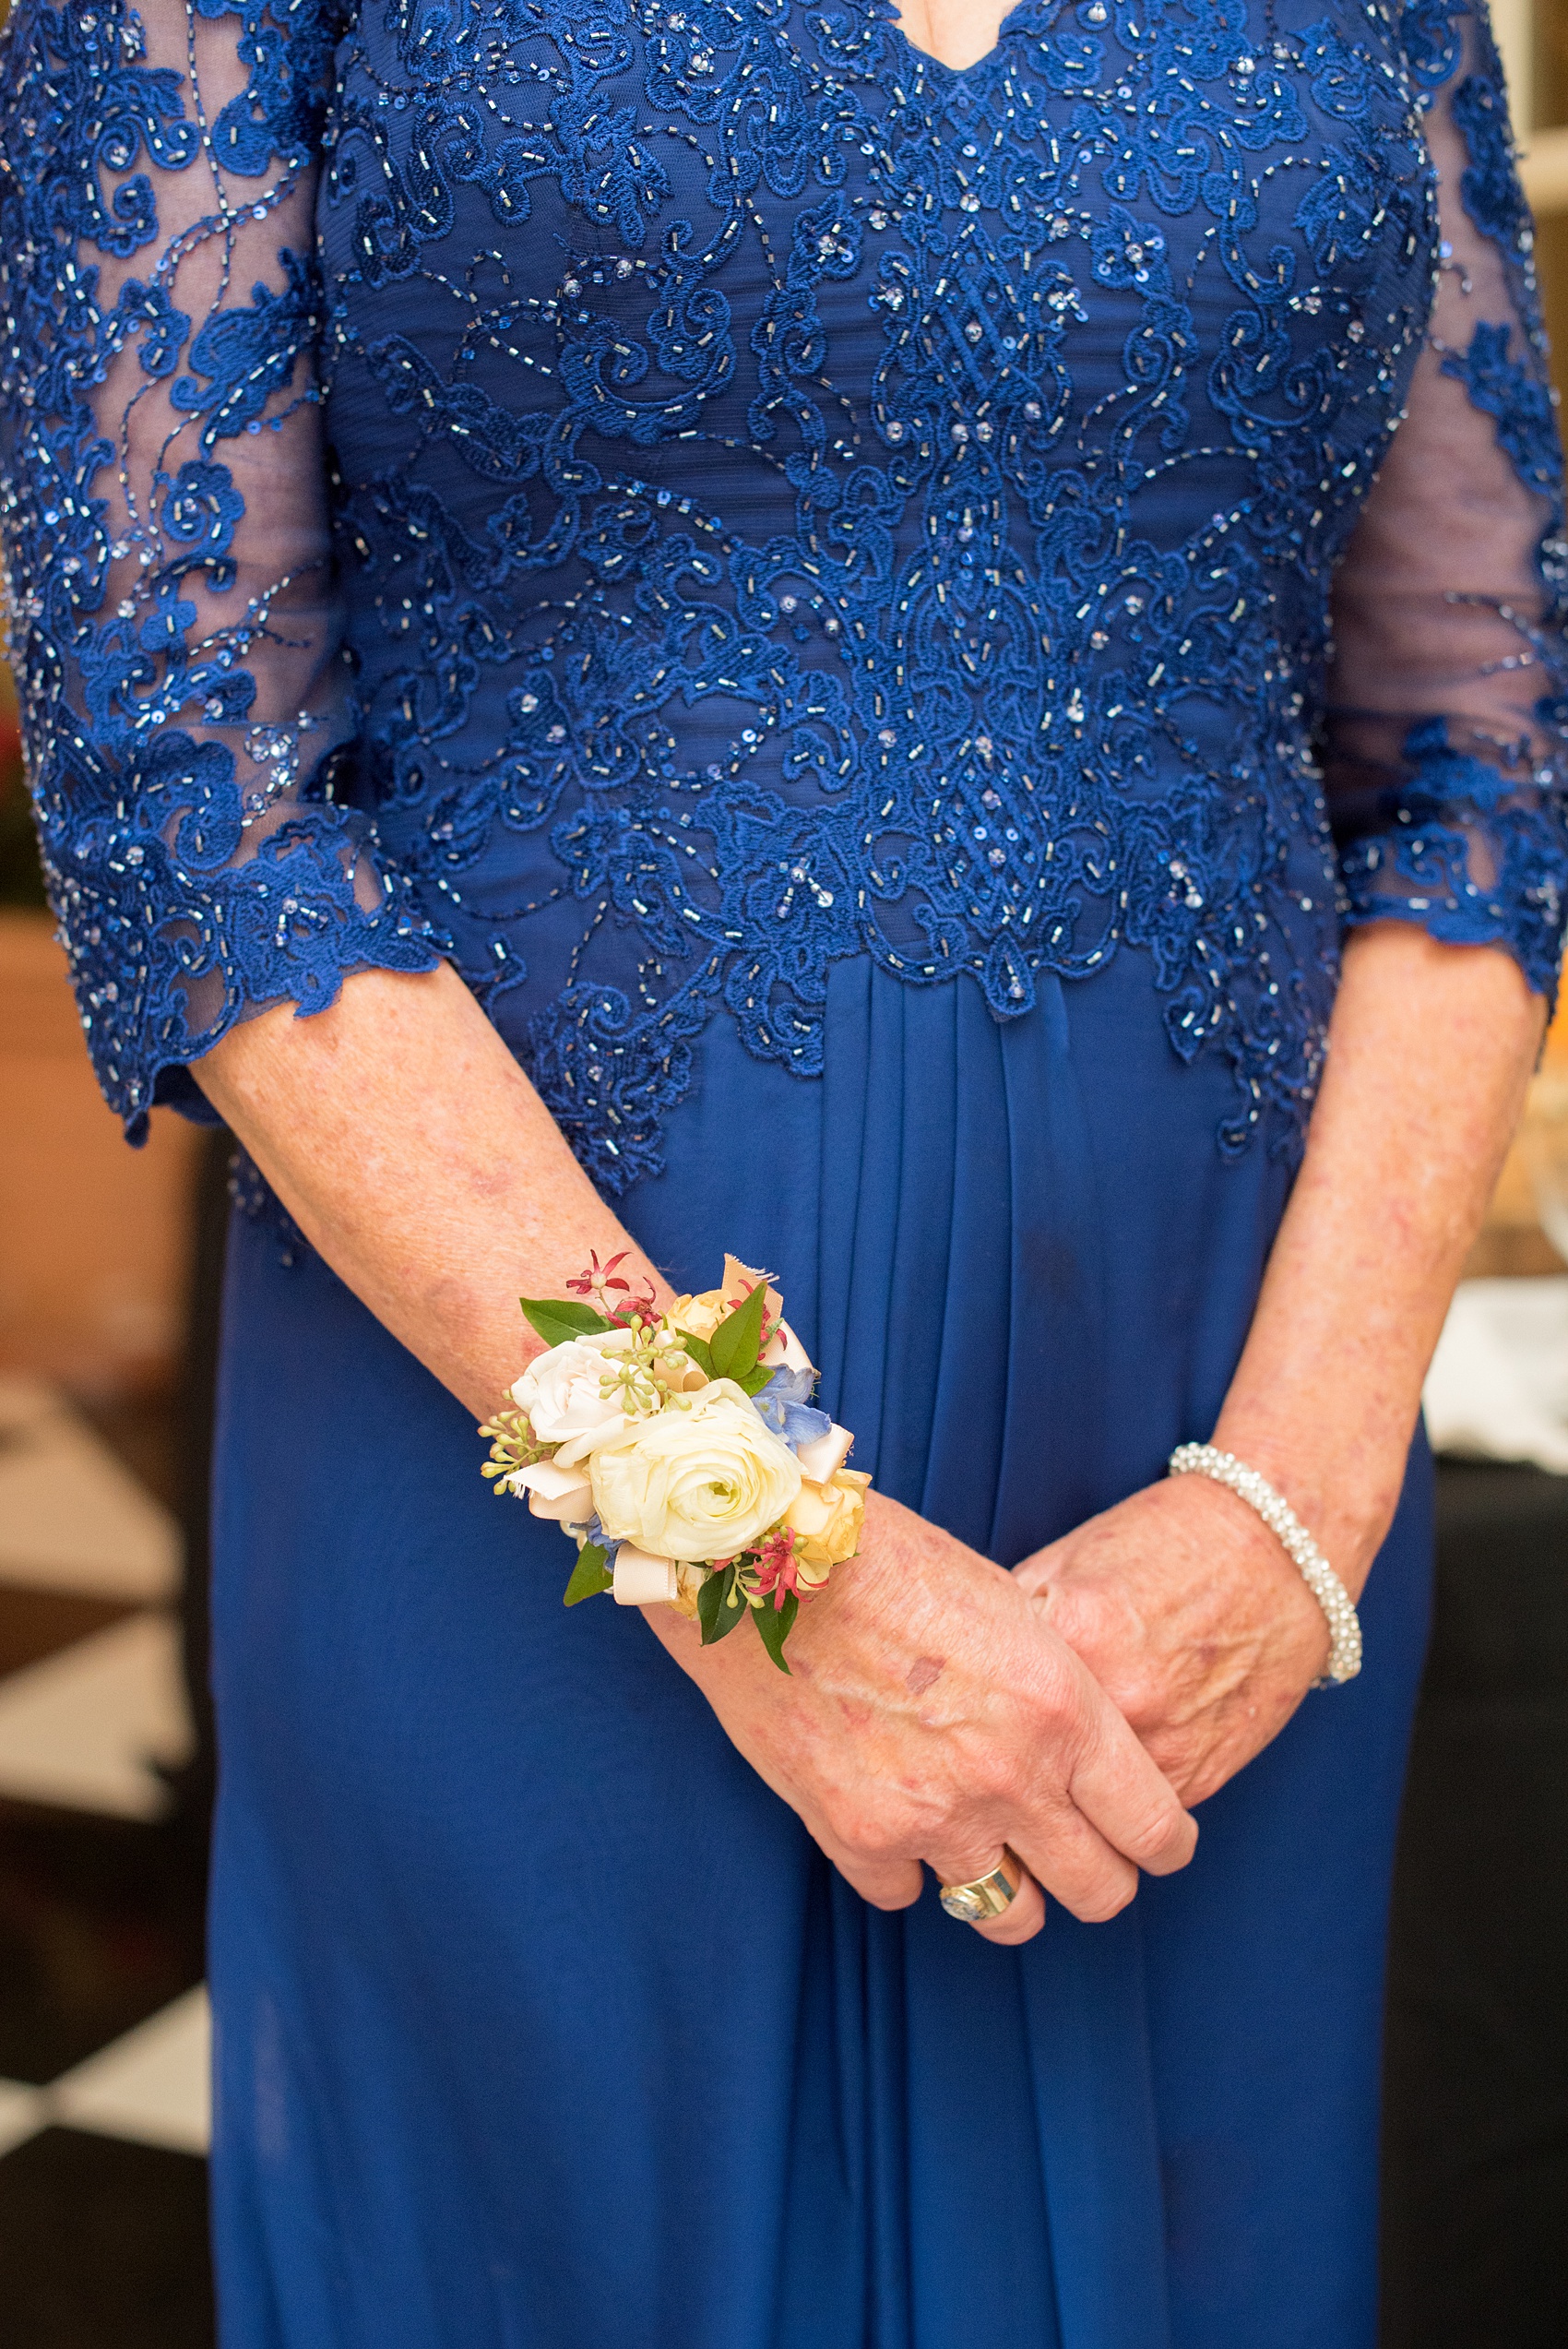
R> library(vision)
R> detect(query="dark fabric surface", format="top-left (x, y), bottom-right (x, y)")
top-left (1382, 1461), bottom-right (1568, 2349)
top-left (0, 2128), bottom-right (213, 2349)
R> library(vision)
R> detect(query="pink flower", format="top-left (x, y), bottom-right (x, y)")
top-left (566, 1250), bottom-right (656, 1326)
top-left (749, 1527), bottom-right (806, 1608)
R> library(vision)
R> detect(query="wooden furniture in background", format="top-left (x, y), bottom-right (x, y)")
top-left (0, 912), bottom-right (201, 1396)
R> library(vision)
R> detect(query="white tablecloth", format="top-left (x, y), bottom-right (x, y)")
top-left (1424, 1277), bottom-right (1568, 1474)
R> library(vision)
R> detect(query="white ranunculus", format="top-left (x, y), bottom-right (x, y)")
top-left (588, 1381), bottom-right (802, 1562)
top-left (510, 1333), bottom-right (635, 1467)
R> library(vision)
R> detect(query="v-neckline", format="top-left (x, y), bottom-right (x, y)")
top-left (874, 0), bottom-right (1043, 80)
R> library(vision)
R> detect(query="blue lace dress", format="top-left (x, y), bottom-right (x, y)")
top-left (3, 1), bottom-right (1565, 2343)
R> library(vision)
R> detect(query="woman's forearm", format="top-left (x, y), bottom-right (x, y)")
top-left (194, 957), bottom-right (1197, 1934)
top-left (1213, 921), bottom-right (1544, 1592)
top-left (195, 960), bottom-right (669, 1420)
top-left (1011, 921), bottom-right (1545, 1807)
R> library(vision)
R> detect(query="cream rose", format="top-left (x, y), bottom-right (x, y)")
top-left (666, 1288), bottom-right (727, 1344)
top-left (510, 1333), bottom-right (634, 1468)
top-left (588, 1382), bottom-right (802, 1562)
top-left (784, 1469), bottom-right (872, 1585)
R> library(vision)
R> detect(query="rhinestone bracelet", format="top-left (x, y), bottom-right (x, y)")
top-left (1167, 1443), bottom-right (1362, 1687)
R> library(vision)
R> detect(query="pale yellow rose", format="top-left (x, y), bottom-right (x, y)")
top-left (588, 1381), bottom-right (802, 1562)
top-left (784, 1469), bottom-right (872, 1584)
top-left (665, 1289), bottom-right (728, 1343)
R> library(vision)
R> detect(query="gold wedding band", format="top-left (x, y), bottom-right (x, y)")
top-left (938, 1849), bottom-right (1023, 1925)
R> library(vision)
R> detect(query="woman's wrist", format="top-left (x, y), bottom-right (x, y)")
top-left (1167, 1445), bottom-right (1362, 1683)
top-left (1205, 1404), bottom-right (1408, 1601)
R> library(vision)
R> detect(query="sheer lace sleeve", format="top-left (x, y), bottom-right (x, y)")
top-left (1325, 0), bottom-right (1568, 996)
top-left (0, 0), bottom-right (439, 1139)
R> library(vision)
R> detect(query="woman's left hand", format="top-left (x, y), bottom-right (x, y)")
top-left (1011, 1477), bottom-right (1336, 1807)
top-left (1013, 927), bottom-right (1546, 1813)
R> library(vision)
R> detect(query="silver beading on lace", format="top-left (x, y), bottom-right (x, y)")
top-left (1167, 1444), bottom-right (1362, 1687)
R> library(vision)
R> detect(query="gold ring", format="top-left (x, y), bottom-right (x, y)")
top-left (938, 1849), bottom-right (1023, 1925)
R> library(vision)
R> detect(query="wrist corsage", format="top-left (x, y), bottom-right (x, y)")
top-left (479, 1255), bottom-right (870, 1669)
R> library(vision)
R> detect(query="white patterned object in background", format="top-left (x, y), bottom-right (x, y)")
top-left (1424, 1279), bottom-right (1568, 1474)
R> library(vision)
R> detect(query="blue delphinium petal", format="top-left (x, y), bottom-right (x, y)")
top-left (752, 1366), bottom-right (833, 1455)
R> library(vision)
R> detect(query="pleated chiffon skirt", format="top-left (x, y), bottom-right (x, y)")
top-left (208, 952), bottom-right (1430, 2348)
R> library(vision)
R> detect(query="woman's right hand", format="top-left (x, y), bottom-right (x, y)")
top-left (647, 1491), bottom-right (1198, 1945)
top-left (196, 975), bottom-right (1194, 1945)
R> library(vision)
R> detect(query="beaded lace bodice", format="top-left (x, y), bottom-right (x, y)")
top-left (1, 0), bottom-right (1563, 1187)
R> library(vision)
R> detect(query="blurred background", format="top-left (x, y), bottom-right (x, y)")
top-left (1, 10), bottom-right (1566, 2347)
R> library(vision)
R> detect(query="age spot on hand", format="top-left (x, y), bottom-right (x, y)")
top-left (906, 1655), bottom-right (945, 1695)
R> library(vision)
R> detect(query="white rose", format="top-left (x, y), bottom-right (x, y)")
top-left (510, 1333), bottom-right (635, 1467)
top-left (588, 1381), bottom-right (802, 1562)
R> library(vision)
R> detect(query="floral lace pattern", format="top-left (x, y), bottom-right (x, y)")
top-left (1325, 0), bottom-right (1568, 977)
top-left (0, 0), bottom-right (439, 1139)
top-left (1, 0), bottom-right (1564, 1189)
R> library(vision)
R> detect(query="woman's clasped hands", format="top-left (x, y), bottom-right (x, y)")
top-left (1011, 1469), bottom-right (1343, 1808)
top-left (651, 1490), bottom-right (1203, 1946)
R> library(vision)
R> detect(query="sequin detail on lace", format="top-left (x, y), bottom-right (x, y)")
top-left (1333, 0), bottom-right (1568, 979)
top-left (3, 0), bottom-right (1565, 1197)
top-left (0, 0), bottom-right (440, 1141)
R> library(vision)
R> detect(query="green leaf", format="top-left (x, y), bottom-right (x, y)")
top-left (681, 1331), bottom-right (716, 1378)
top-left (752, 1591), bottom-right (798, 1674)
top-left (521, 1296), bottom-right (613, 1350)
top-left (563, 1544), bottom-right (614, 1606)
top-left (697, 1563), bottom-right (751, 1646)
top-left (708, 1282), bottom-right (767, 1385)
top-left (734, 1361), bottom-right (774, 1398)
